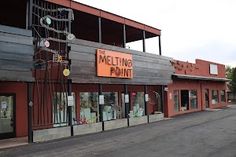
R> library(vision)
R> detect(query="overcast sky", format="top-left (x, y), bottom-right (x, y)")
top-left (74, 0), bottom-right (236, 67)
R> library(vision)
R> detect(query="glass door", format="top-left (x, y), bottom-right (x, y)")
top-left (204, 89), bottom-right (209, 108)
top-left (0, 95), bottom-right (15, 139)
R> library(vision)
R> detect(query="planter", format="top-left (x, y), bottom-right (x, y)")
top-left (73, 122), bottom-right (102, 136)
top-left (104, 119), bottom-right (127, 131)
top-left (149, 113), bottom-right (164, 123)
top-left (33, 126), bottom-right (71, 142)
top-left (129, 116), bottom-right (148, 126)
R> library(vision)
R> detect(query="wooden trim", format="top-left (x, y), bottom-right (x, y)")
top-left (71, 1), bottom-right (100, 16)
top-left (46, 0), bottom-right (71, 7)
top-left (101, 11), bottom-right (125, 24)
top-left (144, 26), bottom-right (161, 36)
top-left (125, 19), bottom-right (144, 30)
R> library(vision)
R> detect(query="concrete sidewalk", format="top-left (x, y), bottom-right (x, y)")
top-left (0, 137), bottom-right (28, 150)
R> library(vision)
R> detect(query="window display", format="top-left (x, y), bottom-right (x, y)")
top-left (80, 92), bottom-right (98, 124)
top-left (148, 91), bottom-right (161, 114)
top-left (220, 90), bottom-right (226, 102)
top-left (130, 92), bottom-right (145, 117)
top-left (190, 90), bottom-right (198, 109)
top-left (103, 92), bottom-right (119, 121)
top-left (173, 90), bottom-right (179, 112)
top-left (212, 90), bottom-right (219, 104)
top-left (0, 96), bottom-right (14, 134)
top-left (53, 92), bottom-right (76, 127)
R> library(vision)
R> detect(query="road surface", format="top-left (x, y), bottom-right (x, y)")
top-left (1, 105), bottom-right (236, 157)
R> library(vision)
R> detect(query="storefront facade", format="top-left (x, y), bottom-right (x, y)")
top-left (0, 0), bottom-right (228, 142)
top-left (166, 59), bottom-right (228, 117)
top-left (0, 0), bottom-right (173, 141)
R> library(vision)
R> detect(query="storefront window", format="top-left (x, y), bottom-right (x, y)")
top-left (190, 90), bottom-right (198, 109)
top-left (148, 91), bottom-right (162, 114)
top-left (212, 90), bottom-right (219, 104)
top-left (103, 92), bottom-right (119, 121)
top-left (53, 92), bottom-right (76, 127)
top-left (173, 90), bottom-right (179, 112)
top-left (130, 92), bottom-right (145, 117)
top-left (80, 92), bottom-right (98, 124)
top-left (220, 90), bottom-right (226, 102)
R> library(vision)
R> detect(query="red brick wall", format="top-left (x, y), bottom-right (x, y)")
top-left (172, 59), bottom-right (226, 78)
top-left (0, 82), bottom-right (28, 137)
top-left (167, 80), bottom-right (227, 117)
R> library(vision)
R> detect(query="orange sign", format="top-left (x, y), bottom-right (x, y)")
top-left (96, 49), bottom-right (133, 79)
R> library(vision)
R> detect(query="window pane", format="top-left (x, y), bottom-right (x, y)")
top-left (220, 90), bottom-right (226, 102)
top-left (130, 92), bottom-right (145, 117)
top-left (80, 92), bottom-right (98, 124)
top-left (190, 90), bottom-right (198, 109)
top-left (103, 92), bottom-right (119, 121)
top-left (53, 92), bottom-right (76, 127)
top-left (173, 90), bottom-right (179, 112)
top-left (212, 90), bottom-right (219, 104)
top-left (148, 91), bottom-right (161, 114)
top-left (0, 96), bottom-right (14, 133)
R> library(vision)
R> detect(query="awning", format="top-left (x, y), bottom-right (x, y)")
top-left (172, 74), bottom-right (230, 82)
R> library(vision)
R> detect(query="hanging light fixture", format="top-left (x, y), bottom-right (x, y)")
top-left (45, 17), bottom-right (52, 25)
top-left (44, 40), bottom-right (50, 48)
top-left (63, 68), bottom-right (70, 76)
top-left (67, 33), bottom-right (75, 40)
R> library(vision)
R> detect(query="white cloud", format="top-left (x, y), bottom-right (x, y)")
top-left (74, 0), bottom-right (236, 67)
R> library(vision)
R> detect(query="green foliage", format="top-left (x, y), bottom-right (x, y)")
top-left (226, 66), bottom-right (236, 93)
top-left (226, 66), bottom-right (233, 79)
top-left (231, 67), bottom-right (236, 93)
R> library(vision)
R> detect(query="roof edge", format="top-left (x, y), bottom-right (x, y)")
top-left (172, 74), bottom-right (230, 82)
top-left (46, 0), bottom-right (161, 36)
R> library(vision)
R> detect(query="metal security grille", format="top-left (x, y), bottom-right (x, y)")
top-left (31, 0), bottom-right (74, 129)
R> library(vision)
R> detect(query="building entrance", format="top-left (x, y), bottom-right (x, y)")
top-left (204, 89), bottom-right (210, 108)
top-left (0, 94), bottom-right (15, 139)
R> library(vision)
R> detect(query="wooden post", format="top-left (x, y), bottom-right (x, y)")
top-left (159, 35), bottom-right (162, 55)
top-left (144, 85), bottom-right (149, 123)
top-left (98, 17), bottom-right (102, 43)
top-left (27, 82), bottom-right (33, 143)
top-left (142, 30), bottom-right (146, 52)
top-left (124, 84), bottom-right (130, 126)
top-left (98, 84), bottom-right (104, 131)
top-left (123, 24), bottom-right (126, 48)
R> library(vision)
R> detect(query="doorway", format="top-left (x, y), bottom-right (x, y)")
top-left (0, 94), bottom-right (16, 139)
top-left (204, 89), bottom-right (210, 108)
top-left (181, 90), bottom-right (189, 111)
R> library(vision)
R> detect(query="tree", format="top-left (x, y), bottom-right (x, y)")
top-left (226, 66), bottom-right (233, 79)
top-left (230, 67), bottom-right (236, 93)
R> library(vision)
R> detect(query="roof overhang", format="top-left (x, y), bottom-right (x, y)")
top-left (172, 74), bottom-right (230, 82)
top-left (45, 0), bottom-right (161, 36)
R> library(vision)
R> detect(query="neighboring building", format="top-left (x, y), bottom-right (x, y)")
top-left (166, 59), bottom-right (228, 117)
top-left (0, 0), bottom-right (173, 141)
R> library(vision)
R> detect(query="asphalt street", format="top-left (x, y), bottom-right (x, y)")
top-left (1, 105), bottom-right (236, 157)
